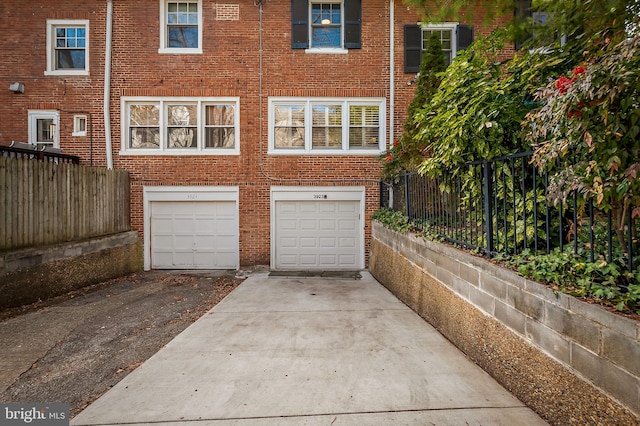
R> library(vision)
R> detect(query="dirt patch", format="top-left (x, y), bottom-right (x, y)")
top-left (0, 270), bottom-right (245, 419)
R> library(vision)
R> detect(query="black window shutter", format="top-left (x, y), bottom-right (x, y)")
top-left (456, 25), bottom-right (474, 51)
top-left (404, 25), bottom-right (422, 73)
top-left (292, 0), bottom-right (309, 49)
top-left (344, 0), bottom-right (361, 49)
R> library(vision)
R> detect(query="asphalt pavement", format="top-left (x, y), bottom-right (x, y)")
top-left (70, 271), bottom-right (547, 425)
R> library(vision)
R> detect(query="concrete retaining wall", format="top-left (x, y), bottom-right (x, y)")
top-left (370, 221), bottom-right (640, 425)
top-left (0, 231), bottom-right (142, 309)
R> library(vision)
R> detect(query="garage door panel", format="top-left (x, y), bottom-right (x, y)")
top-left (338, 203), bottom-right (357, 213)
top-left (151, 200), bottom-right (238, 270)
top-left (319, 220), bottom-right (337, 230)
top-left (318, 203), bottom-right (337, 213)
top-left (300, 238), bottom-right (318, 248)
top-left (319, 237), bottom-right (337, 248)
top-left (338, 237), bottom-right (355, 248)
top-left (274, 199), bottom-right (360, 270)
top-left (339, 219), bottom-right (356, 229)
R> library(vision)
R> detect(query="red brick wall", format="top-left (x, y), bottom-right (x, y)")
top-left (0, 0), bottom-right (512, 267)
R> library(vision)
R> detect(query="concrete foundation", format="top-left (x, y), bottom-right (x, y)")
top-left (0, 231), bottom-right (142, 309)
top-left (370, 221), bottom-right (640, 425)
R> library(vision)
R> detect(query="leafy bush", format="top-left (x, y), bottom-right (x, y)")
top-left (416, 30), bottom-right (537, 178)
top-left (372, 208), bottom-right (413, 233)
top-left (511, 248), bottom-right (640, 314)
top-left (379, 32), bottom-right (446, 181)
top-left (524, 33), bottom-right (640, 247)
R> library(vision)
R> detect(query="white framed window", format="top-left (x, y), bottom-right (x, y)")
top-left (159, 0), bottom-right (203, 54)
top-left (73, 115), bottom-right (87, 137)
top-left (28, 110), bottom-right (60, 148)
top-left (268, 97), bottom-right (385, 154)
top-left (422, 23), bottom-right (458, 65)
top-left (45, 20), bottom-right (89, 76)
top-left (120, 97), bottom-right (240, 155)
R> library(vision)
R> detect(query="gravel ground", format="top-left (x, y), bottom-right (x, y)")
top-left (0, 270), bottom-right (246, 419)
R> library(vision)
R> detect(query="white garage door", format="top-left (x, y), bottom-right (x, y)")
top-left (274, 200), bottom-right (361, 270)
top-left (150, 201), bottom-right (238, 269)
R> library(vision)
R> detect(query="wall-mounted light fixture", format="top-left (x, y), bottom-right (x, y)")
top-left (9, 82), bottom-right (24, 93)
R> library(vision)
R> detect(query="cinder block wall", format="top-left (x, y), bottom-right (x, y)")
top-left (0, 231), bottom-right (142, 309)
top-left (370, 221), bottom-right (640, 425)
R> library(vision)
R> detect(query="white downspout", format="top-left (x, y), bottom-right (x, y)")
top-left (104, 0), bottom-right (114, 169)
top-left (389, 0), bottom-right (395, 146)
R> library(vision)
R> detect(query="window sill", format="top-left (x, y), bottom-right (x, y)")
top-left (44, 70), bottom-right (89, 76)
top-left (119, 149), bottom-right (239, 156)
top-left (267, 149), bottom-right (381, 156)
top-left (304, 48), bottom-right (348, 54)
top-left (158, 47), bottom-right (203, 55)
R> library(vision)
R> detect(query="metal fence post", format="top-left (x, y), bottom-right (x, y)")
top-left (483, 160), bottom-right (494, 254)
top-left (404, 172), bottom-right (411, 219)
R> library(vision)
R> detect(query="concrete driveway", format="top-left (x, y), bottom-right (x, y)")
top-left (71, 271), bottom-right (547, 425)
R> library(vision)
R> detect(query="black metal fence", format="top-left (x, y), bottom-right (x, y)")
top-left (0, 143), bottom-right (80, 164)
top-left (380, 151), bottom-right (640, 272)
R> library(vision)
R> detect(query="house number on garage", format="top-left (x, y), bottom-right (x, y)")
top-left (313, 194), bottom-right (328, 199)
top-left (186, 194), bottom-right (198, 200)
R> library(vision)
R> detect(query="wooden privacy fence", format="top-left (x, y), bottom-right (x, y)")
top-left (0, 157), bottom-right (130, 250)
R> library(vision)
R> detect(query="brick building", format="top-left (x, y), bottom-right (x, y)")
top-left (0, 0), bottom-right (511, 271)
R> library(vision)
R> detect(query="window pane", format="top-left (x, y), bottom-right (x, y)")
top-left (311, 104), bottom-right (341, 149)
top-left (206, 104), bottom-right (235, 126)
top-left (312, 127), bottom-right (342, 148)
top-left (274, 104), bottom-right (305, 126)
top-left (311, 3), bottom-right (341, 24)
top-left (349, 105), bottom-right (379, 149)
top-left (168, 128), bottom-right (197, 148)
top-left (312, 27), bottom-right (341, 48)
top-left (348, 127), bottom-right (379, 149)
top-left (205, 128), bottom-right (235, 148)
top-left (168, 105), bottom-right (197, 125)
top-left (56, 50), bottom-right (85, 69)
top-left (130, 105), bottom-right (159, 126)
top-left (168, 105), bottom-right (197, 148)
top-left (274, 104), bottom-right (305, 148)
top-left (275, 127), bottom-right (305, 148)
top-left (312, 104), bottom-right (341, 125)
top-left (168, 27), bottom-right (198, 48)
top-left (350, 105), bottom-right (379, 126)
top-left (36, 119), bottom-right (54, 144)
top-left (130, 128), bottom-right (160, 148)
top-left (311, 2), bottom-right (341, 48)
top-left (205, 104), bottom-right (235, 148)
top-left (76, 117), bottom-right (86, 132)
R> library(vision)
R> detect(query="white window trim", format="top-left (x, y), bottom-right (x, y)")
top-left (120, 96), bottom-right (240, 156)
top-left (28, 110), bottom-right (60, 148)
top-left (268, 97), bottom-right (386, 155)
top-left (306, 0), bottom-right (346, 53)
top-left (420, 22), bottom-right (459, 63)
top-left (159, 0), bottom-right (203, 54)
top-left (45, 20), bottom-right (90, 76)
top-left (72, 115), bottom-right (87, 137)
